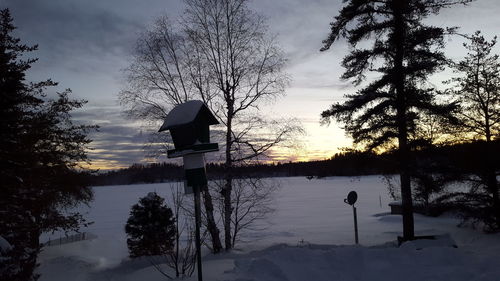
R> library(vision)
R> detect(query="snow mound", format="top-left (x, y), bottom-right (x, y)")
top-left (225, 243), bottom-right (499, 281)
top-left (399, 234), bottom-right (457, 250)
top-left (0, 235), bottom-right (12, 253)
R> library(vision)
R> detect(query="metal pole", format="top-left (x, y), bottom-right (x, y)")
top-left (193, 185), bottom-right (203, 281)
top-left (353, 205), bottom-right (359, 244)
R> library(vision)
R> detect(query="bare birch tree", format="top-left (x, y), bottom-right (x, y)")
top-left (120, 0), bottom-right (300, 252)
top-left (183, 0), bottom-right (302, 250)
top-left (120, 16), bottom-right (223, 253)
top-left (212, 177), bottom-right (278, 247)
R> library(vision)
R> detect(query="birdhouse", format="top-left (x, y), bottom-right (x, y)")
top-left (159, 100), bottom-right (219, 158)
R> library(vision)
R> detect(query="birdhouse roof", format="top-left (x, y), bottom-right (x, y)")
top-left (158, 100), bottom-right (219, 132)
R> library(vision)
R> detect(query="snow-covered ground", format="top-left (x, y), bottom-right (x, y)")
top-left (37, 176), bottom-right (500, 281)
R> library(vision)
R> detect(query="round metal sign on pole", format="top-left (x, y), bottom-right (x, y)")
top-left (344, 191), bottom-right (359, 244)
top-left (344, 191), bottom-right (358, 205)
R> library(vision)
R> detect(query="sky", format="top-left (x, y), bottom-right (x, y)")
top-left (1, 0), bottom-right (499, 170)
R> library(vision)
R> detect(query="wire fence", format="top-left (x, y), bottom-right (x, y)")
top-left (43, 232), bottom-right (97, 247)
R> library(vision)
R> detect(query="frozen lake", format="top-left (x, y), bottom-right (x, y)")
top-left (38, 176), bottom-right (500, 281)
top-left (45, 176), bottom-right (395, 245)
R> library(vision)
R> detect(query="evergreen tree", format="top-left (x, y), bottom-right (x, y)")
top-left (320, 0), bottom-right (471, 240)
top-left (446, 31), bottom-right (500, 229)
top-left (125, 192), bottom-right (176, 258)
top-left (0, 9), bottom-right (95, 281)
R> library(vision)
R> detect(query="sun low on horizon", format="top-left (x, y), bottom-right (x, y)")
top-left (84, 116), bottom-right (354, 171)
top-left (5, 0), bottom-right (498, 171)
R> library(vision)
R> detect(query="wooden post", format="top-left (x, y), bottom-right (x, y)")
top-left (193, 185), bottom-right (203, 281)
top-left (353, 205), bottom-right (359, 245)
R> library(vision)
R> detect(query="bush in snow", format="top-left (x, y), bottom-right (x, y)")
top-left (125, 192), bottom-right (176, 258)
top-left (125, 190), bottom-right (197, 279)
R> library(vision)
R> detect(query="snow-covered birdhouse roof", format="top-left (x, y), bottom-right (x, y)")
top-left (158, 100), bottom-right (218, 132)
top-left (158, 100), bottom-right (220, 157)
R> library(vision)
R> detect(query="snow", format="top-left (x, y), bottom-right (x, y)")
top-left (145, 192), bottom-right (157, 200)
top-left (226, 243), bottom-right (500, 281)
top-left (159, 100), bottom-right (204, 131)
top-left (37, 176), bottom-right (500, 281)
top-left (399, 234), bottom-right (457, 250)
top-left (0, 235), bottom-right (12, 253)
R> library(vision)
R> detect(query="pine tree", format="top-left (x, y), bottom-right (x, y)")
top-left (125, 192), bottom-right (176, 258)
top-left (447, 31), bottom-right (500, 229)
top-left (320, 0), bottom-right (472, 240)
top-left (0, 9), bottom-right (95, 281)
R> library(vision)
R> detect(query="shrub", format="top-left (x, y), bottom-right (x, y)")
top-left (125, 192), bottom-right (176, 258)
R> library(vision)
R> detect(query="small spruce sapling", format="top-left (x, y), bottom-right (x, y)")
top-left (125, 192), bottom-right (176, 258)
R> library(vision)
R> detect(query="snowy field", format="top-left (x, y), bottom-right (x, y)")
top-left (38, 176), bottom-right (500, 281)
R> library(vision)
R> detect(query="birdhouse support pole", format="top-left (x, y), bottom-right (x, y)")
top-left (160, 100), bottom-right (221, 281)
top-left (183, 154), bottom-right (206, 281)
top-left (193, 184), bottom-right (203, 281)
top-left (353, 205), bottom-right (359, 245)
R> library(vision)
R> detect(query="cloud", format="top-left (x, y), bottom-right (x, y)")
top-left (3, 0), bottom-right (499, 170)
top-left (247, 0), bottom-right (348, 90)
top-left (2, 0), bottom-right (145, 72)
top-left (71, 105), bottom-right (164, 169)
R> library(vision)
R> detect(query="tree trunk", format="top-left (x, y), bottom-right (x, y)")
top-left (398, 135), bottom-right (415, 240)
top-left (175, 213), bottom-right (180, 276)
top-left (232, 192), bottom-right (240, 247)
top-left (223, 176), bottom-right (233, 250)
top-left (223, 100), bottom-right (234, 250)
top-left (21, 228), bottom-right (41, 281)
top-left (484, 133), bottom-right (500, 227)
top-left (201, 184), bottom-right (223, 253)
top-left (487, 169), bottom-right (500, 226)
top-left (392, 0), bottom-right (414, 240)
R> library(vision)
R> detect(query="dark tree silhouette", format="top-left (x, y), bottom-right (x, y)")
top-left (446, 31), bottom-right (500, 229)
top-left (125, 192), bottom-right (176, 258)
top-left (183, 0), bottom-right (300, 251)
top-left (120, 0), bottom-right (300, 251)
top-left (120, 15), bottom-right (224, 253)
top-left (320, 0), bottom-right (472, 240)
top-left (0, 9), bottom-right (95, 281)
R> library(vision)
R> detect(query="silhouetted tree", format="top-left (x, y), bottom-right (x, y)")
top-left (121, 0), bottom-right (301, 251)
top-left (166, 185), bottom-right (196, 278)
top-left (183, 0), bottom-right (300, 251)
top-left (320, 0), bottom-right (471, 240)
top-left (0, 9), bottom-right (95, 281)
top-left (446, 31), bottom-right (500, 229)
top-left (120, 15), bottom-right (224, 252)
top-left (125, 192), bottom-right (176, 258)
top-left (211, 176), bottom-right (278, 247)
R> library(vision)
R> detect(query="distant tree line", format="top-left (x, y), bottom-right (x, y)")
top-left (91, 139), bottom-right (500, 186)
top-left (90, 151), bottom-right (390, 186)
top-left (91, 163), bottom-right (184, 185)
